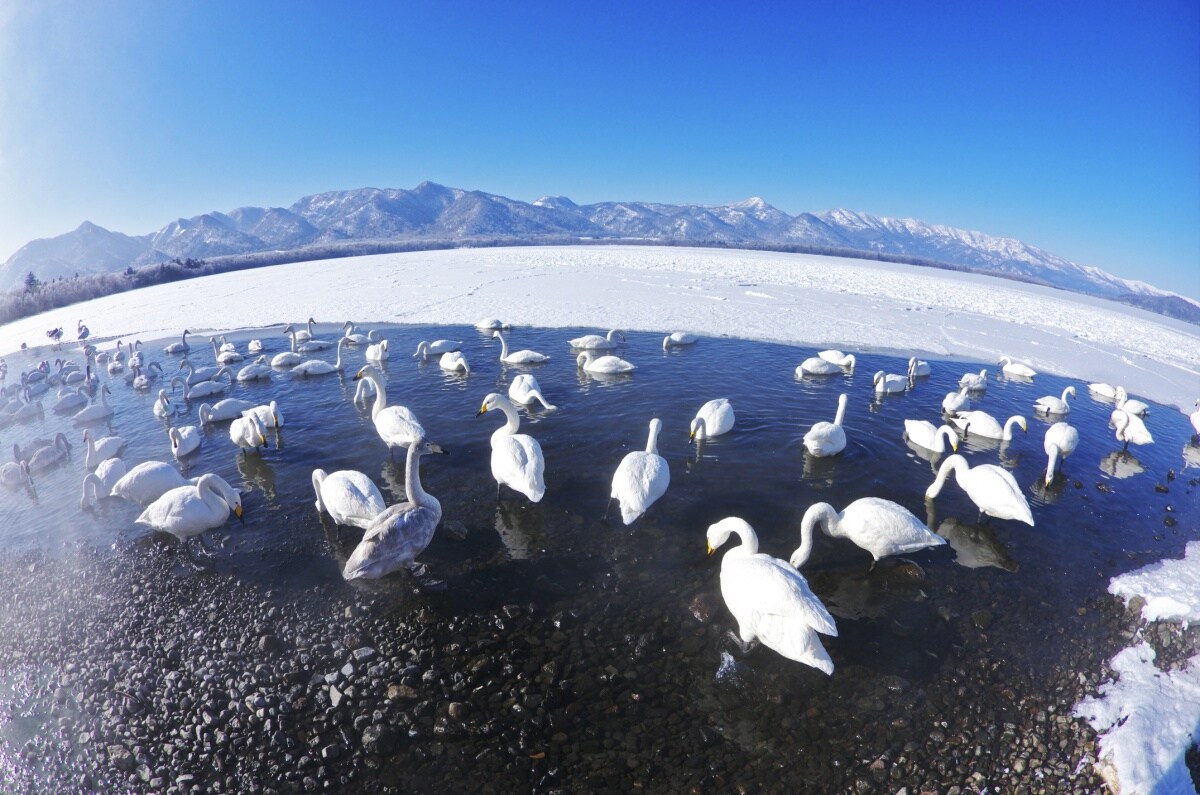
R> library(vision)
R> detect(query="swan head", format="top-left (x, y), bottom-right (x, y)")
top-left (689, 416), bottom-right (705, 441)
top-left (706, 517), bottom-right (756, 556)
top-left (575, 351), bottom-right (593, 368)
top-left (413, 341), bottom-right (428, 359)
top-left (872, 371), bottom-right (885, 386)
top-left (476, 392), bottom-right (510, 417)
top-left (353, 365), bottom-right (382, 383)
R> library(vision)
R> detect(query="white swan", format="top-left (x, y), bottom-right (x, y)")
top-left (926, 454), bottom-right (1034, 526)
top-left (247, 339), bottom-right (263, 353)
top-left (610, 418), bottom-right (670, 525)
top-left (210, 336), bottom-right (243, 364)
top-left (242, 401), bottom-right (284, 429)
top-left (135, 472), bottom-right (243, 540)
top-left (177, 358), bottom-right (224, 385)
top-left (236, 355), bottom-right (272, 382)
top-left (569, 329), bottom-right (625, 351)
top-left (874, 370), bottom-right (908, 394)
top-left (217, 336), bottom-right (236, 354)
top-left (414, 339), bottom-right (463, 360)
top-left (999, 356), bottom-right (1037, 378)
top-left (796, 357), bottom-right (844, 376)
top-left (229, 412), bottom-right (268, 453)
top-left (439, 351), bottom-right (471, 374)
top-left (577, 350), bottom-right (636, 374)
top-left (343, 437), bottom-right (448, 580)
top-left (353, 366), bottom-right (425, 453)
top-left (705, 517), bottom-right (838, 673)
top-left (293, 337), bottom-right (347, 376)
top-left (352, 377), bottom-right (376, 407)
top-left (1114, 386), bottom-right (1149, 417)
top-left (1043, 422), bottom-right (1080, 485)
top-left (907, 357), bottom-right (931, 378)
top-left (294, 317), bottom-right (316, 343)
top-left (342, 322), bottom-right (379, 346)
top-left (690, 398), bottom-right (735, 441)
top-left (804, 394), bottom-right (848, 457)
top-left (790, 498), bottom-right (947, 566)
top-left (365, 339), bottom-right (389, 362)
top-left (475, 317), bottom-right (510, 330)
top-left (493, 330), bottom-right (550, 364)
top-left (110, 461), bottom-right (201, 505)
top-left (1033, 385), bottom-right (1076, 415)
top-left (79, 458), bottom-right (127, 509)
top-left (180, 368), bottom-right (234, 399)
top-left (26, 434), bottom-right (71, 472)
top-left (52, 386), bottom-right (88, 414)
top-left (198, 398), bottom-right (257, 425)
top-left (817, 350), bottom-right (856, 369)
top-left (948, 411), bottom-right (1026, 441)
top-left (662, 332), bottom-right (698, 350)
top-left (477, 392), bottom-right (545, 502)
top-left (1110, 409), bottom-right (1153, 448)
top-left (163, 329), bottom-right (190, 354)
top-left (168, 425), bottom-right (202, 458)
top-left (72, 385), bottom-right (114, 424)
top-left (0, 457), bottom-right (31, 491)
top-left (1088, 382), bottom-right (1118, 399)
top-left (132, 362), bottom-right (163, 390)
top-left (959, 369), bottom-right (988, 391)
top-left (272, 328), bottom-right (304, 368)
top-left (1191, 399), bottom-right (1200, 438)
top-left (312, 468), bottom-right (386, 530)
top-left (942, 386), bottom-right (971, 414)
top-left (903, 420), bottom-right (959, 454)
top-left (83, 429), bottom-right (125, 469)
top-left (508, 373), bottom-right (556, 411)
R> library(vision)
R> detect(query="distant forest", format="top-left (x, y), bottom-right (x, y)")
top-left (2, 237), bottom-right (1197, 327)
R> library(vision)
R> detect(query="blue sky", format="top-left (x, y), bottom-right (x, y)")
top-left (1, 1), bottom-right (1197, 297)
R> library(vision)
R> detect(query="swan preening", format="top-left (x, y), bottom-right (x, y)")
top-left (926, 454), bottom-right (1034, 526)
top-left (365, 339), bottom-right (389, 362)
top-left (508, 373), bottom-right (556, 410)
top-left (999, 356), bottom-right (1037, 378)
top-left (136, 472), bottom-right (243, 540)
top-left (169, 425), bottom-right (202, 458)
top-left (312, 468), bottom-right (386, 530)
top-left (577, 350), bottom-right (635, 374)
top-left (690, 398), bottom-right (734, 441)
top-left (610, 418), bottom-right (670, 525)
top-left (903, 420), bottom-right (958, 454)
top-left (570, 329), bottom-right (625, 351)
top-left (1034, 385), bottom-right (1076, 415)
top-left (1043, 422), bottom-right (1079, 485)
top-left (948, 412), bottom-right (1026, 441)
top-left (790, 498), bottom-right (946, 567)
top-left (343, 437), bottom-right (448, 580)
top-left (1110, 409), bottom-right (1153, 448)
top-left (706, 517), bottom-right (838, 674)
top-left (494, 330), bottom-right (550, 365)
top-left (804, 394), bottom-right (848, 457)
top-left (230, 412), bottom-right (269, 453)
top-left (477, 392), bottom-right (545, 502)
top-left (354, 366), bottom-right (425, 453)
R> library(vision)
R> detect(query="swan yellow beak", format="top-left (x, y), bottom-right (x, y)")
top-left (430, 443), bottom-right (449, 455)
top-left (352, 368), bottom-right (364, 380)
top-left (951, 438), bottom-right (958, 452)
top-left (706, 542), bottom-right (715, 556)
top-left (234, 504), bottom-right (243, 521)
top-left (476, 404), bottom-right (489, 417)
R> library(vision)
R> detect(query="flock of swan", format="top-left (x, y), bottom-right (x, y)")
top-left (3, 322), bottom-right (1199, 677)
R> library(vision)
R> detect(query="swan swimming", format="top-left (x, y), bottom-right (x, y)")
top-left (999, 356), bottom-right (1037, 378)
top-left (26, 434), bottom-right (71, 473)
top-left (941, 386), bottom-right (971, 414)
top-left (179, 368), bottom-right (234, 400)
top-left (312, 468), bottom-right (386, 530)
top-left (705, 517), bottom-right (838, 674)
top-left (343, 437), bottom-right (448, 580)
top-left (242, 401), bottom-right (284, 429)
top-left (1110, 409), bottom-right (1153, 449)
top-left (211, 336), bottom-right (243, 365)
top-left (72, 385), bottom-right (114, 424)
top-left (1043, 422), bottom-right (1080, 485)
top-left (873, 371), bottom-right (908, 395)
top-left (817, 350), bottom-right (856, 369)
top-left (796, 357), bottom-right (845, 376)
top-left (293, 338), bottom-right (348, 376)
top-left (690, 398), bottom-right (735, 441)
top-left (353, 366), bottom-right (425, 453)
top-left (272, 328), bottom-right (304, 368)
top-left (804, 394), bottom-right (848, 457)
top-left (247, 339), bottom-right (263, 353)
top-left (907, 357), bottom-right (931, 378)
top-left (477, 392), bottom-right (546, 502)
top-left (52, 386), bottom-right (88, 414)
top-left (163, 329), bottom-right (191, 354)
top-left (569, 329), bottom-right (625, 351)
top-left (475, 317), bottom-right (510, 330)
top-left (790, 498), bottom-right (947, 567)
top-left (365, 339), bottom-right (389, 362)
top-left (198, 398), bottom-right (258, 425)
top-left (1088, 382), bottom-right (1118, 399)
top-left (82, 429), bottom-right (125, 469)
top-left (493, 330), bottom-right (550, 364)
top-left (903, 420), bottom-right (959, 454)
top-left (948, 412), bottom-right (1026, 441)
top-left (168, 425), bottom-right (202, 458)
top-left (610, 418), bottom-right (670, 525)
top-left (343, 322), bottom-right (379, 346)
top-left (1033, 385), bottom-right (1076, 415)
top-left (293, 317), bottom-right (317, 343)
top-left (414, 339), bottom-right (463, 360)
top-left (439, 351), bottom-right (471, 374)
top-left (662, 332), bottom-right (698, 350)
top-left (959, 369), bottom-right (988, 391)
top-left (135, 472), bottom-right (243, 540)
top-left (236, 355), bottom-right (273, 382)
top-left (926, 454), bottom-right (1034, 526)
top-left (576, 350), bottom-right (635, 374)
top-left (508, 373), bottom-right (556, 411)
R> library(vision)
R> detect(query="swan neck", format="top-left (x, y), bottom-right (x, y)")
top-left (495, 333), bottom-right (509, 360)
top-left (369, 373), bottom-right (389, 419)
top-left (928, 455), bottom-right (965, 498)
top-left (496, 400), bottom-right (520, 435)
top-left (645, 421), bottom-right (661, 454)
top-left (793, 506), bottom-right (829, 567)
top-left (731, 523), bottom-right (759, 555)
top-left (405, 446), bottom-right (430, 506)
top-left (832, 396), bottom-right (847, 427)
top-left (312, 470), bottom-right (326, 511)
top-left (1045, 445), bottom-right (1060, 484)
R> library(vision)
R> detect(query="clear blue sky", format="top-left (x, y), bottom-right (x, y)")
top-left (1, 1), bottom-right (1197, 297)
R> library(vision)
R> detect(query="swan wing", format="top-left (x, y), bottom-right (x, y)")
top-left (376, 408), bottom-right (425, 447)
top-left (492, 433), bottom-right (545, 501)
top-left (752, 614), bottom-right (836, 673)
top-left (611, 452), bottom-right (670, 524)
top-left (722, 555), bottom-right (838, 636)
top-left (326, 472), bottom-right (387, 529)
top-left (840, 498), bottom-right (947, 558)
top-left (964, 466), bottom-right (1034, 525)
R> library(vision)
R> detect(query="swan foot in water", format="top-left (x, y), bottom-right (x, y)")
top-left (725, 631), bottom-right (759, 656)
top-left (407, 561), bottom-right (429, 578)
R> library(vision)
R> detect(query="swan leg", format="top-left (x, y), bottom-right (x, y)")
top-left (407, 560), bottom-right (428, 577)
top-left (726, 630), bottom-right (758, 656)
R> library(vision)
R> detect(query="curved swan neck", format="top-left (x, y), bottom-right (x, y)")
top-left (1061, 386), bottom-right (1073, 402)
top-left (690, 416), bottom-right (706, 440)
top-left (493, 399), bottom-right (520, 435)
top-left (793, 504), bottom-right (834, 567)
top-left (405, 446), bottom-right (430, 506)
top-left (334, 338), bottom-right (345, 369)
top-left (936, 425), bottom-right (955, 451)
top-left (81, 472), bottom-right (101, 507)
top-left (832, 394), bottom-right (847, 427)
top-left (494, 331), bottom-right (509, 360)
top-left (312, 469), bottom-right (327, 511)
top-left (1045, 445), bottom-right (1061, 485)
top-left (532, 389), bottom-right (556, 410)
top-left (366, 371), bottom-right (389, 419)
top-left (927, 455), bottom-right (968, 498)
top-left (1002, 416), bottom-right (1024, 440)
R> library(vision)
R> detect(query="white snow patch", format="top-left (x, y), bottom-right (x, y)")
top-left (1110, 541), bottom-right (1200, 626)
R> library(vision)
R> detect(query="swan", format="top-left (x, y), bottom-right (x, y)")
top-left (272, 328), bottom-right (304, 368)
top-left (211, 337), bottom-right (242, 364)
top-left (1033, 385), bottom-right (1076, 415)
top-left (477, 392), bottom-right (545, 502)
top-left (1114, 387), bottom-right (1149, 417)
top-left (16, 432), bottom-right (68, 461)
top-left (610, 418), bottom-right (670, 525)
top-left (1110, 409), bottom-right (1153, 448)
top-left (353, 366), bottom-right (425, 453)
top-left (959, 369), bottom-right (988, 391)
top-left (663, 332), bottom-right (698, 350)
top-left (941, 386), bottom-right (971, 414)
top-left (312, 468), bottom-right (386, 530)
top-left (414, 339), bottom-right (463, 360)
top-left (493, 330), bottom-right (549, 364)
top-left (576, 350), bottom-right (636, 375)
top-left (705, 517), bottom-right (838, 673)
top-left (790, 498), bottom-right (947, 567)
top-left (80, 458), bottom-right (128, 509)
top-left (1, 460), bottom-right (32, 492)
top-left (113, 340), bottom-right (127, 363)
top-left (999, 356), bottom-right (1037, 378)
top-left (168, 425), bottom-right (202, 458)
top-left (926, 454), bottom-right (1034, 525)
top-left (72, 385), bottom-right (114, 424)
top-left (294, 317), bottom-right (316, 343)
top-left (948, 412), bottom-right (1026, 441)
top-left (27, 434), bottom-right (71, 472)
top-left (343, 437), bottom-right (448, 580)
top-left (177, 358), bottom-right (225, 385)
top-left (181, 368), bottom-right (234, 399)
top-left (135, 472), bottom-right (243, 540)
top-left (804, 394), bottom-right (848, 457)
top-left (365, 339), bottom-right (389, 362)
top-left (132, 362), bottom-right (163, 390)
top-left (242, 401), bottom-right (284, 429)
top-left (106, 357), bottom-right (124, 376)
top-left (198, 398), bottom-right (258, 425)
top-left (153, 389), bottom-right (172, 419)
top-left (1043, 422), bottom-right (1080, 485)
top-left (1191, 399), bottom-right (1200, 438)
top-left (52, 386), bottom-right (89, 414)
top-left (817, 350), bottom-right (856, 369)
top-left (796, 357), bottom-right (844, 376)
top-left (217, 336), bottom-right (236, 354)
top-left (82, 429), bottom-right (125, 469)
top-left (247, 339), bottom-right (263, 353)
top-left (352, 377), bottom-right (376, 407)
top-left (507, 373), bottom-right (556, 411)
top-left (873, 370), bottom-right (908, 394)
top-left (297, 335), bottom-right (333, 353)
top-left (110, 461), bottom-right (200, 505)
top-left (569, 329), bottom-right (625, 351)
top-left (907, 357), bottom-right (931, 378)
top-left (164, 329), bottom-right (191, 354)
top-left (343, 322), bottom-right (379, 346)
top-left (439, 351), bottom-right (471, 374)
top-left (229, 412), bottom-right (269, 453)
top-left (1088, 382), bottom-right (1118, 399)
top-left (236, 355), bottom-right (272, 382)
top-left (690, 398), bottom-right (735, 441)
top-left (903, 420), bottom-right (959, 454)
top-left (293, 338), bottom-right (347, 376)
top-left (475, 317), bottom-right (509, 330)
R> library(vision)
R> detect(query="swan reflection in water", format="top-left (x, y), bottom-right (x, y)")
top-left (493, 501), bottom-right (545, 561)
top-left (236, 450), bottom-right (278, 503)
top-left (1099, 450), bottom-right (1144, 479)
top-left (1182, 443), bottom-right (1200, 471)
top-left (934, 517), bottom-right (1019, 572)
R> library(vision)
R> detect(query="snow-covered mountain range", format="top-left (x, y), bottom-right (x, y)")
top-left (2, 182), bottom-right (1192, 313)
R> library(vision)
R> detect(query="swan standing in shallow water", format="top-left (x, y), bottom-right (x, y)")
top-left (903, 420), bottom-right (959, 454)
top-left (817, 350), bottom-right (856, 369)
top-left (80, 458), bottom-right (128, 509)
top-left (312, 468), bottom-right (386, 530)
top-left (1110, 409), bottom-right (1153, 449)
top-left (948, 412), bottom-right (1026, 441)
top-left (705, 517), bottom-right (838, 674)
top-left (662, 332), bottom-right (698, 350)
top-left (293, 338), bottom-right (347, 376)
top-left (110, 461), bottom-right (203, 505)
top-left (354, 366), bottom-right (425, 454)
top-left (477, 392), bottom-right (545, 502)
top-left (343, 438), bottom-right (448, 580)
top-left (926, 454), bottom-right (1034, 526)
top-left (1114, 386), bottom-right (1149, 417)
top-left (82, 429), bottom-right (124, 469)
top-left (999, 356), bottom-right (1037, 378)
top-left (569, 329), bottom-right (624, 350)
top-left (242, 401), bottom-right (284, 429)
top-left (873, 370), bottom-right (908, 395)
top-left (576, 350), bottom-right (635, 374)
top-left (136, 473), bottom-right (243, 540)
top-left (610, 418), bottom-right (670, 525)
top-left (690, 398), bottom-right (735, 441)
top-left (1043, 422), bottom-right (1080, 485)
top-left (790, 498), bottom-right (946, 567)
top-left (414, 339), bottom-right (463, 360)
top-left (804, 394), bottom-right (848, 457)
top-left (959, 369), bottom-right (988, 391)
top-left (439, 351), bottom-right (471, 374)
top-left (229, 412), bottom-right (268, 454)
top-left (1034, 385), bottom-right (1076, 415)
top-left (508, 373), bottom-right (556, 411)
top-left (942, 386), bottom-right (971, 414)
top-left (168, 425), bottom-right (202, 458)
top-left (493, 330), bottom-right (550, 364)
